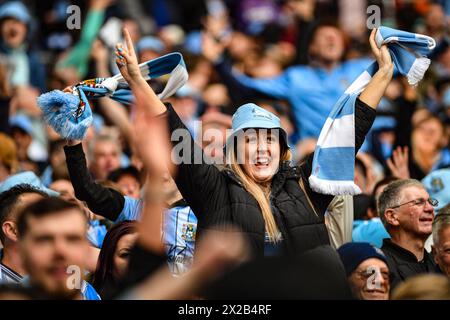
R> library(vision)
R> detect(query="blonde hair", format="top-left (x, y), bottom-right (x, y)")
top-left (391, 274), bottom-right (450, 300)
top-left (228, 143), bottom-right (294, 243)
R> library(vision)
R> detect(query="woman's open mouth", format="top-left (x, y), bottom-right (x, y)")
top-left (254, 157), bottom-right (270, 168)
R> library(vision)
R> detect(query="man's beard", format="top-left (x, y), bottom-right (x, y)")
top-left (31, 281), bottom-right (82, 300)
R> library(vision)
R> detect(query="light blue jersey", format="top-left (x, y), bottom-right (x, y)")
top-left (116, 197), bottom-right (197, 275)
top-left (81, 281), bottom-right (101, 300)
top-left (86, 220), bottom-right (108, 248)
top-left (234, 58), bottom-right (373, 141)
top-left (163, 202), bottom-right (197, 275)
top-left (116, 196), bottom-right (143, 222)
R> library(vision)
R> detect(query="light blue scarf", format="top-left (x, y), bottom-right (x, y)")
top-left (309, 27), bottom-right (436, 195)
top-left (37, 52), bottom-right (188, 140)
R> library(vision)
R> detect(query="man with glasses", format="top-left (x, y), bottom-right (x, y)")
top-left (378, 179), bottom-right (439, 290)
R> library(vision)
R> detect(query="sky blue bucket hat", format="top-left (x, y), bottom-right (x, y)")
top-left (136, 36), bottom-right (165, 54)
top-left (422, 168), bottom-right (450, 212)
top-left (0, 1), bottom-right (31, 24)
top-left (0, 171), bottom-right (59, 196)
top-left (225, 103), bottom-right (289, 150)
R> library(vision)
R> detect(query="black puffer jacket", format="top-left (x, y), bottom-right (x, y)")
top-left (166, 99), bottom-right (376, 258)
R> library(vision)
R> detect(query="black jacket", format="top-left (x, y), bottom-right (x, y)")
top-left (167, 99), bottom-right (376, 257)
top-left (64, 143), bottom-right (125, 222)
top-left (381, 238), bottom-right (438, 290)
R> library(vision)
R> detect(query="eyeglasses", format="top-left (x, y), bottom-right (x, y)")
top-left (389, 198), bottom-right (439, 210)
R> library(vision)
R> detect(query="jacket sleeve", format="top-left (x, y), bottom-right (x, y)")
top-left (165, 103), bottom-right (230, 224)
top-left (324, 195), bottom-right (354, 249)
top-left (300, 97), bottom-right (377, 215)
top-left (64, 143), bottom-right (125, 221)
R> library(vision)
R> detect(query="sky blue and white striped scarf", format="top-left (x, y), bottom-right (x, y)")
top-left (37, 52), bottom-right (188, 140)
top-left (309, 27), bottom-right (436, 195)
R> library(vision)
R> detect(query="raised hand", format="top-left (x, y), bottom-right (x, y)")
top-left (286, 0), bottom-right (316, 21)
top-left (369, 28), bottom-right (394, 76)
top-left (359, 29), bottom-right (394, 109)
top-left (201, 32), bottom-right (227, 63)
top-left (203, 12), bottom-right (230, 39)
top-left (387, 146), bottom-right (410, 179)
top-left (201, 13), bottom-right (230, 63)
top-left (115, 28), bottom-right (142, 84)
top-left (116, 28), bottom-right (167, 116)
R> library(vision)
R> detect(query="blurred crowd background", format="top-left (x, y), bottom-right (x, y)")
top-left (0, 0), bottom-right (450, 300)
top-left (1, 0), bottom-right (450, 187)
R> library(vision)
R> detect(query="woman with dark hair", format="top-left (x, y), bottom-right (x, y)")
top-left (92, 221), bottom-right (138, 296)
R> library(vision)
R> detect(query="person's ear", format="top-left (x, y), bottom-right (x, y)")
top-left (384, 209), bottom-right (400, 227)
top-left (2, 221), bottom-right (19, 242)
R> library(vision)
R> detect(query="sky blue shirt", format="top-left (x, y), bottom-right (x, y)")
top-left (86, 220), bottom-right (108, 249)
top-left (81, 281), bottom-right (101, 300)
top-left (234, 58), bottom-right (373, 141)
top-left (163, 204), bottom-right (197, 275)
